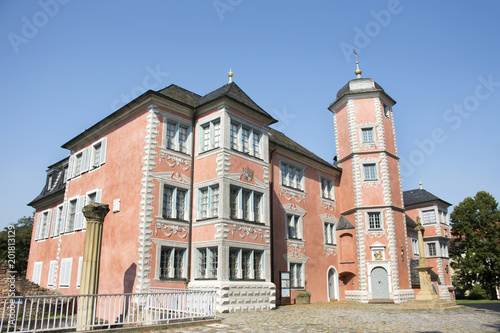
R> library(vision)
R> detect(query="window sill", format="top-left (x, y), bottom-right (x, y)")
top-left (155, 278), bottom-right (188, 282)
top-left (194, 278), bottom-right (218, 281)
top-left (196, 217), bottom-right (219, 222)
top-left (280, 184), bottom-right (304, 192)
top-left (230, 148), bottom-right (263, 161)
top-left (229, 279), bottom-right (266, 282)
top-left (199, 146), bottom-right (220, 155)
top-left (229, 218), bottom-right (265, 226)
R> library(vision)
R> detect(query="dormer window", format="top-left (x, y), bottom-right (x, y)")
top-left (47, 174), bottom-right (53, 190)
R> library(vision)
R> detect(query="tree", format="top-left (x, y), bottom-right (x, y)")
top-left (0, 215), bottom-right (34, 276)
top-left (450, 191), bottom-right (500, 300)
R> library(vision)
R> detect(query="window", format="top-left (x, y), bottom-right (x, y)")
top-left (165, 121), bottom-right (190, 154)
top-left (229, 186), bottom-right (263, 222)
top-left (363, 164), bottom-right (377, 180)
top-left (362, 128), bottom-right (374, 142)
top-left (32, 262), bottom-right (42, 285)
top-left (412, 238), bottom-right (419, 256)
top-left (427, 243), bottom-right (437, 257)
top-left (324, 222), bottom-right (336, 245)
top-left (290, 263), bottom-right (304, 288)
top-left (47, 174), bottom-right (53, 190)
top-left (321, 177), bottom-right (334, 200)
top-left (229, 248), bottom-right (264, 280)
top-left (197, 247), bottom-right (218, 279)
top-left (440, 242), bottom-right (448, 257)
top-left (67, 200), bottom-right (77, 232)
top-left (229, 121), bottom-right (261, 158)
top-left (287, 214), bottom-right (302, 239)
top-left (422, 210), bottom-right (436, 224)
top-left (199, 185), bottom-right (219, 219)
top-left (35, 210), bottom-right (51, 241)
top-left (67, 138), bottom-right (108, 180)
top-left (383, 103), bottom-right (390, 118)
top-left (281, 162), bottom-right (304, 190)
top-left (59, 258), bottom-right (72, 288)
top-left (50, 205), bottom-right (63, 237)
top-left (368, 212), bottom-right (382, 230)
top-left (159, 246), bottom-right (186, 279)
top-left (162, 186), bottom-right (187, 220)
top-left (200, 119), bottom-right (220, 152)
top-left (439, 210), bottom-right (448, 224)
top-left (47, 261), bottom-right (57, 287)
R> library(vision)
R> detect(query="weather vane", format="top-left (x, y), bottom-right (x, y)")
top-left (353, 49), bottom-right (362, 78)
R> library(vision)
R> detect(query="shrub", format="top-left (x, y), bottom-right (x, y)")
top-left (467, 284), bottom-right (491, 300)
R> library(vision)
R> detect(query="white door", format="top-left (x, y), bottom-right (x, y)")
top-left (371, 267), bottom-right (390, 299)
top-left (328, 268), bottom-right (337, 300)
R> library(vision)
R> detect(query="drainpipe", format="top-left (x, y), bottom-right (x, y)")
top-left (187, 114), bottom-right (196, 285)
top-left (269, 145), bottom-right (278, 285)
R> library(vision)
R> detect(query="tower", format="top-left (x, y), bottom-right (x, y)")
top-left (328, 64), bottom-right (413, 303)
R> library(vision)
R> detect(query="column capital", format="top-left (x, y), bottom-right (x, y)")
top-left (82, 203), bottom-right (110, 222)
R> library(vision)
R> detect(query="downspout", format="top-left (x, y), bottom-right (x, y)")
top-left (187, 113), bottom-right (196, 285)
top-left (269, 145), bottom-right (278, 286)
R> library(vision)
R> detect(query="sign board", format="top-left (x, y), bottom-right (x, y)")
top-left (280, 271), bottom-right (291, 305)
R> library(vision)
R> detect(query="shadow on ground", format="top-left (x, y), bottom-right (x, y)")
top-left (461, 303), bottom-right (500, 313)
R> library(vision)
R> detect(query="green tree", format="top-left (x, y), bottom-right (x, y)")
top-left (450, 191), bottom-right (500, 300)
top-left (0, 215), bottom-right (34, 276)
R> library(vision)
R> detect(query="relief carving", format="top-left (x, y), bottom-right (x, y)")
top-left (156, 222), bottom-right (188, 238)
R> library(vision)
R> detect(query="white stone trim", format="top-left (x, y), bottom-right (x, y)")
top-left (136, 106), bottom-right (160, 293)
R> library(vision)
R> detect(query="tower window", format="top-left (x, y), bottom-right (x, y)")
top-left (383, 103), bottom-right (390, 118)
top-left (363, 164), bottom-right (377, 180)
top-left (368, 212), bottom-right (382, 230)
top-left (362, 128), bottom-right (374, 143)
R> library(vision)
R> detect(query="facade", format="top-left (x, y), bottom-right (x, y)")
top-left (27, 71), bottom-right (453, 312)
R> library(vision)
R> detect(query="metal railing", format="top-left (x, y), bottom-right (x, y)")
top-left (0, 289), bottom-right (216, 332)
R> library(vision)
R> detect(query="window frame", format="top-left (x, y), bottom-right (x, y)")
top-left (426, 242), bottom-right (437, 257)
top-left (200, 119), bottom-right (221, 153)
top-left (158, 245), bottom-right (187, 280)
top-left (196, 247), bottom-right (218, 280)
top-left (383, 103), bottom-right (390, 118)
top-left (32, 262), bottom-right (43, 285)
top-left (320, 177), bottom-right (335, 200)
top-left (290, 263), bottom-right (304, 288)
top-left (280, 161), bottom-right (304, 191)
top-left (59, 258), bottom-right (72, 288)
top-left (229, 248), bottom-right (264, 281)
top-left (324, 222), bottom-right (337, 245)
top-left (161, 185), bottom-right (188, 221)
top-left (47, 260), bottom-right (57, 287)
top-left (367, 211), bottom-right (383, 230)
top-left (229, 121), bottom-right (262, 158)
top-left (162, 116), bottom-right (191, 155)
top-left (287, 214), bottom-right (303, 240)
top-left (421, 209), bottom-right (437, 225)
top-left (229, 186), bottom-right (264, 223)
top-left (363, 163), bottom-right (378, 181)
top-left (361, 127), bottom-right (375, 143)
top-left (198, 185), bottom-right (219, 220)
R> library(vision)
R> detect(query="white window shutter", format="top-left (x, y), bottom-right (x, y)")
top-left (96, 190), bottom-right (102, 203)
top-left (59, 202), bottom-right (67, 234)
top-left (75, 196), bottom-right (85, 230)
top-left (50, 208), bottom-right (57, 237)
top-left (33, 262), bottom-right (42, 284)
top-left (67, 155), bottom-right (74, 180)
top-left (44, 210), bottom-right (52, 239)
top-left (81, 148), bottom-right (90, 174)
top-left (77, 257), bottom-right (83, 288)
top-left (34, 213), bottom-right (41, 241)
top-left (100, 137), bottom-right (107, 165)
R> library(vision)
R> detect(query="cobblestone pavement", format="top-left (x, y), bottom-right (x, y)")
top-left (160, 302), bottom-right (500, 333)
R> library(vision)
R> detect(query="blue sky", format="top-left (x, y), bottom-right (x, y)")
top-left (1, 1), bottom-right (499, 229)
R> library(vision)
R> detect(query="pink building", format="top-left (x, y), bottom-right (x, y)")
top-left (27, 70), bottom-right (453, 312)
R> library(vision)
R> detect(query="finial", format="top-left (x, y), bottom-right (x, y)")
top-left (419, 182), bottom-right (422, 190)
top-left (353, 49), bottom-right (362, 78)
top-left (228, 68), bottom-right (233, 83)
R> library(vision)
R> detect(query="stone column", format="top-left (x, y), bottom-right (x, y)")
top-left (77, 203), bottom-right (109, 331)
top-left (414, 217), bottom-right (438, 301)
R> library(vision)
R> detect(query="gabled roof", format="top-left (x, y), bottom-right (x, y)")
top-left (337, 215), bottom-right (355, 230)
top-left (197, 82), bottom-right (277, 123)
top-left (403, 189), bottom-right (451, 207)
top-left (268, 128), bottom-right (340, 171)
top-left (158, 84), bottom-right (201, 108)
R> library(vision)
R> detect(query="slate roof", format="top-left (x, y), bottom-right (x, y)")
top-left (406, 215), bottom-right (417, 229)
top-left (158, 84), bottom-right (201, 108)
top-left (403, 189), bottom-right (451, 207)
top-left (336, 78), bottom-right (385, 100)
top-left (337, 215), bottom-right (355, 230)
top-left (196, 82), bottom-right (277, 123)
top-left (268, 128), bottom-right (340, 171)
top-left (28, 157), bottom-right (68, 207)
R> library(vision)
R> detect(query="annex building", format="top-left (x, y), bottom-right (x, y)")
top-left (27, 68), bottom-right (454, 312)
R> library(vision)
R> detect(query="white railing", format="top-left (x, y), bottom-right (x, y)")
top-left (0, 289), bottom-right (216, 332)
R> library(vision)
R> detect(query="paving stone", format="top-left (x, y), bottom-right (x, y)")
top-left (157, 302), bottom-right (500, 333)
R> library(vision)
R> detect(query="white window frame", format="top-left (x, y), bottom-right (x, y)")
top-left (229, 186), bottom-right (263, 222)
top-left (439, 209), bottom-right (448, 225)
top-left (198, 185), bottom-right (219, 220)
top-left (426, 242), bottom-right (438, 257)
top-left (287, 214), bottom-right (303, 240)
top-left (162, 115), bottom-right (191, 155)
top-left (320, 177), bottom-right (335, 200)
top-left (421, 209), bottom-right (437, 225)
top-left (200, 119), bottom-right (221, 152)
top-left (383, 103), bottom-right (390, 118)
top-left (32, 262), bottom-right (42, 285)
top-left (50, 205), bottom-right (63, 238)
top-left (160, 185), bottom-right (188, 221)
top-left (324, 222), bottom-right (336, 245)
top-left (89, 138), bottom-right (108, 170)
top-left (411, 237), bottom-right (419, 257)
top-left (440, 242), bottom-right (449, 257)
top-left (290, 263), bottom-right (304, 288)
top-left (59, 258), bottom-right (72, 288)
top-left (361, 127), bottom-right (375, 143)
top-left (157, 246), bottom-right (187, 280)
top-left (363, 163), bottom-right (378, 181)
top-left (196, 247), bottom-right (218, 279)
top-left (229, 248), bottom-right (264, 280)
top-left (280, 161), bottom-right (304, 191)
top-left (47, 260), bottom-right (57, 287)
top-left (36, 209), bottom-right (52, 241)
top-left (229, 121), bottom-right (262, 158)
top-left (367, 211), bottom-right (383, 230)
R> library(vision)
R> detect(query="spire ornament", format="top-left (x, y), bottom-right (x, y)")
top-left (353, 49), bottom-right (362, 78)
top-left (228, 68), bottom-right (233, 83)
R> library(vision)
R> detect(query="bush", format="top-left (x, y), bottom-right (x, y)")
top-left (467, 284), bottom-right (491, 300)
top-left (296, 291), bottom-right (311, 298)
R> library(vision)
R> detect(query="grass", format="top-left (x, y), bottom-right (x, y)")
top-left (456, 299), bottom-right (500, 304)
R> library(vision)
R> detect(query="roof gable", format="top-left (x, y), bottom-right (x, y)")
top-left (403, 188), bottom-right (451, 207)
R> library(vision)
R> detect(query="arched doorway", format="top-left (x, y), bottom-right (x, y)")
top-left (327, 268), bottom-right (338, 300)
top-left (371, 267), bottom-right (390, 299)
